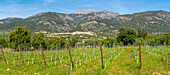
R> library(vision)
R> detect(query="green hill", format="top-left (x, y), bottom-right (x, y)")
top-left (0, 10), bottom-right (169, 35)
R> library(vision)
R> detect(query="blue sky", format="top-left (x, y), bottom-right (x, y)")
top-left (0, 0), bottom-right (169, 19)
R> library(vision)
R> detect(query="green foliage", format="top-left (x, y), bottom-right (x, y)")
top-left (68, 36), bottom-right (80, 46)
top-left (45, 37), bottom-right (67, 48)
top-left (31, 32), bottom-right (45, 47)
top-left (137, 28), bottom-right (147, 39)
top-left (8, 27), bottom-right (31, 48)
top-left (0, 38), bottom-right (7, 47)
top-left (162, 33), bottom-right (170, 44)
top-left (145, 34), bottom-right (161, 46)
top-left (102, 37), bottom-right (117, 46)
top-left (53, 38), bottom-right (66, 48)
top-left (83, 36), bottom-right (100, 46)
top-left (116, 28), bottom-right (136, 45)
top-left (135, 38), bottom-right (147, 45)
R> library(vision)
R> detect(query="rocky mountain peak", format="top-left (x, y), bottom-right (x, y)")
top-left (74, 9), bottom-right (119, 19)
top-left (74, 9), bottom-right (97, 14)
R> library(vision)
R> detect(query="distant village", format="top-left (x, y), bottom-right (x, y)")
top-left (35, 31), bottom-right (95, 37)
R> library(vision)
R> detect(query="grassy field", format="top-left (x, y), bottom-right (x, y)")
top-left (0, 46), bottom-right (169, 75)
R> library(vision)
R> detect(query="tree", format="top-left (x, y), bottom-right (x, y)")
top-left (116, 28), bottom-right (136, 45)
top-left (31, 32), bottom-right (45, 47)
top-left (137, 28), bottom-right (148, 39)
top-left (162, 33), bottom-right (170, 44)
top-left (145, 34), bottom-right (161, 46)
top-left (135, 38), bottom-right (147, 46)
top-left (45, 38), bottom-right (54, 46)
top-left (52, 37), bottom-right (66, 48)
top-left (0, 38), bottom-right (7, 47)
top-left (57, 38), bottom-right (66, 48)
top-left (8, 27), bottom-right (31, 48)
top-left (83, 36), bottom-right (99, 46)
top-left (103, 37), bottom-right (117, 47)
top-left (44, 37), bottom-right (66, 48)
top-left (69, 36), bottom-right (80, 46)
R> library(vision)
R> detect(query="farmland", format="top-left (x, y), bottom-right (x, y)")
top-left (0, 0), bottom-right (170, 75)
top-left (0, 44), bottom-right (169, 75)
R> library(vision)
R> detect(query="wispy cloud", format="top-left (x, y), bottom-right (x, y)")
top-left (0, 0), bottom-right (39, 19)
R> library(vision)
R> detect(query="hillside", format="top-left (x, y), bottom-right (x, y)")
top-left (0, 17), bottom-right (23, 25)
top-left (0, 12), bottom-right (76, 32)
top-left (0, 10), bottom-right (169, 34)
top-left (76, 10), bottom-right (170, 34)
top-left (111, 10), bottom-right (170, 33)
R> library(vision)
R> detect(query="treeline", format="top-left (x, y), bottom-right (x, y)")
top-left (0, 27), bottom-right (169, 49)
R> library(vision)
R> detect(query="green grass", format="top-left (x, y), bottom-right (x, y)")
top-left (0, 46), bottom-right (169, 75)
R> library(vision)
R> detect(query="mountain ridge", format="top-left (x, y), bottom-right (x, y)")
top-left (0, 10), bottom-right (169, 35)
top-left (0, 17), bottom-right (23, 25)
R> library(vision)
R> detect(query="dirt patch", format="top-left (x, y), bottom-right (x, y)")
top-left (129, 50), bottom-right (133, 52)
top-left (129, 54), bottom-right (134, 58)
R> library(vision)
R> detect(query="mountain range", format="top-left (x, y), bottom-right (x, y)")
top-left (0, 9), bottom-right (169, 35)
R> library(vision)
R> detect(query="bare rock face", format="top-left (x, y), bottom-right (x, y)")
top-left (74, 9), bottom-right (96, 14)
top-left (74, 9), bottom-right (119, 19)
top-left (95, 10), bottom-right (120, 19)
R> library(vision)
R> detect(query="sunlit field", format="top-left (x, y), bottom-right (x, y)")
top-left (0, 45), bottom-right (169, 74)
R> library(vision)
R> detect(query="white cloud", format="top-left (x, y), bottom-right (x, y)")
top-left (0, 3), bottom-right (38, 19)
top-left (44, 0), bottom-right (56, 3)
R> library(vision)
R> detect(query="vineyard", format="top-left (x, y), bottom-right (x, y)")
top-left (0, 43), bottom-right (169, 74)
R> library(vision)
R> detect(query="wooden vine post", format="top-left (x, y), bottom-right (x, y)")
top-left (40, 45), bottom-right (47, 68)
top-left (18, 46), bottom-right (24, 64)
top-left (75, 44), bottom-right (77, 61)
top-left (100, 43), bottom-right (104, 69)
top-left (139, 41), bottom-right (142, 69)
top-left (67, 43), bottom-right (74, 68)
top-left (0, 45), bottom-right (7, 64)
